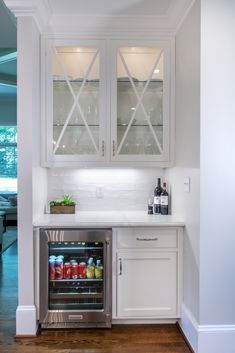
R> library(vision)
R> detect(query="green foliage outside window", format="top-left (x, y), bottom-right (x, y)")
top-left (0, 126), bottom-right (17, 178)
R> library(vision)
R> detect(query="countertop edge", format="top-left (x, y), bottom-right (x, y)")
top-left (33, 212), bottom-right (185, 228)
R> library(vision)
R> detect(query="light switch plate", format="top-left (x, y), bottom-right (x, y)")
top-left (96, 186), bottom-right (104, 198)
top-left (184, 177), bottom-right (190, 193)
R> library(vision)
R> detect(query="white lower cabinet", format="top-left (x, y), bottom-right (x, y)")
top-left (117, 252), bottom-right (177, 318)
top-left (113, 227), bottom-right (183, 320)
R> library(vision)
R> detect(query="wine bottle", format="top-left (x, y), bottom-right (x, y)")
top-left (148, 198), bottom-right (153, 215)
top-left (160, 182), bottom-right (168, 215)
top-left (153, 178), bottom-right (162, 214)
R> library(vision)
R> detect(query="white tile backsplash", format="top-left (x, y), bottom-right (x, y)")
top-left (47, 168), bottom-right (164, 211)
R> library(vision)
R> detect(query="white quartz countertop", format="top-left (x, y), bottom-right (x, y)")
top-left (33, 211), bottom-right (184, 228)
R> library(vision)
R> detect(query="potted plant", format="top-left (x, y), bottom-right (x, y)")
top-left (50, 195), bottom-right (76, 214)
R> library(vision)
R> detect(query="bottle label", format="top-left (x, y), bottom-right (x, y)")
top-left (161, 196), bottom-right (168, 206)
top-left (154, 196), bottom-right (160, 205)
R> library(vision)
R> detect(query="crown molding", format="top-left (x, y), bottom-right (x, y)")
top-left (3, 0), bottom-right (196, 35)
top-left (3, 0), bottom-right (52, 32)
top-left (46, 14), bottom-right (176, 37)
top-left (173, 0), bottom-right (197, 33)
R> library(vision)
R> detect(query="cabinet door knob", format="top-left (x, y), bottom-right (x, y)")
top-left (102, 140), bottom-right (105, 157)
top-left (119, 258), bottom-right (122, 275)
top-left (112, 140), bottom-right (115, 157)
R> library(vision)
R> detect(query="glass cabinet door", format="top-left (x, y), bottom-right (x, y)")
top-left (111, 42), bottom-right (171, 162)
top-left (45, 40), bottom-right (106, 164)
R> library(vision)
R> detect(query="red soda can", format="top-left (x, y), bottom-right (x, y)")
top-left (49, 259), bottom-right (55, 280)
top-left (63, 262), bottom-right (71, 279)
top-left (55, 258), bottom-right (64, 279)
top-left (78, 262), bottom-right (87, 279)
top-left (71, 262), bottom-right (78, 279)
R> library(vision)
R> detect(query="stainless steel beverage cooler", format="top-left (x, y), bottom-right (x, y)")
top-left (39, 228), bottom-right (112, 328)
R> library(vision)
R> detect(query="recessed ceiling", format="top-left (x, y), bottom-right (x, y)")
top-left (0, 83), bottom-right (16, 96)
top-left (0, 56), bottom-right (16, 76)
top-left (0, 0), bottom-right (16, 48)
top-left (0, 0), bottom-right (17, 97)
top-left (48, 0), bottom-right (173, 16)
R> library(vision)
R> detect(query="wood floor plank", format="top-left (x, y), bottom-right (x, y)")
top-left (0, 241), bottom-right (191, 353)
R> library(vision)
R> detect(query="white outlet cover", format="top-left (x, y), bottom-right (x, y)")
top-left (184, 177), bottom-right (190, 193)
top-left (96, 186), bottom-right (104, 198)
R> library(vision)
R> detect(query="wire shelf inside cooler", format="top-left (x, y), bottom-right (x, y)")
top-left (49, 241), bottom-right (103, 252)
top-left (50, 246), bottom-right (104, 252)
top-left (49, 279), bottom-right (104, 310)
top-left (50, 278), bottom-right (103, 282)
top-left (49, 302), bottom-right (103, 310)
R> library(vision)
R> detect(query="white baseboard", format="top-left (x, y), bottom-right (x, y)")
top-left (178, 303), bottom-right (198, 353)
top-left (179, 303), bottom-right (235, 353)
top-left (112, 318), bottom-right (177, 324)
top-left (16, 305), bottom-right (38, 336)
top-left (198, 324), bottom-right (235, 353)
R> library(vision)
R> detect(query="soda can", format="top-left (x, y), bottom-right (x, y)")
top-left (55, 258), bottom-right (64, 279)
top-left (64, 262), bottom-right (71, 279)
top-left (57, 255), bottom-right (64, 260)
top-left (49, 255), bottom-right (56, 260)
top-left (78, 262), bottom-right (87, 279)
top-left (71, 262), bottom-right (78, 279)
top-left (49, 258), bottom-right (55, 280)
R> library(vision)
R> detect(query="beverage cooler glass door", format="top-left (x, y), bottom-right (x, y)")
top-left (39, 229), bottom-right (112, 328)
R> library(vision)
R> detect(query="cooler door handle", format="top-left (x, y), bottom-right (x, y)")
top-left (119, 258), bottom-right (122, 275)
top-left (102, 140), bottom-right (105, 157)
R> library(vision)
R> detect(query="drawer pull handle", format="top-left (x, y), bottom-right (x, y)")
top-left (136, 237), bottom-right (159, 241)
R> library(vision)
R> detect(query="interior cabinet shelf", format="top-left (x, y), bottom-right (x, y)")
top-left (53, 79), bottom-right (162, 83)
top-left (53, 124), bottom-right (163, 127)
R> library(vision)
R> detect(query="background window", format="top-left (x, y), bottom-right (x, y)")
top-left (0, 126), bottom-right (17, 191)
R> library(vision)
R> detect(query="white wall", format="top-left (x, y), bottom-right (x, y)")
top-left (200, 0), bottom-right (235, 327)
top-left (166, 2), bottom-right (200, 351)
top-left (0, 96), bottom-right (16, 125)
top-left (32, 23), bottom-right (47, 219)
top-left (16, 16), bottom-right (44, 336)
top-left (47, 168), bottom-right (164, 211)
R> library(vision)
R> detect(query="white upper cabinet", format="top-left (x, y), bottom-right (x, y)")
top-left (41, 38), bottom-right (174, 167)
top-left (110, 40), bottom-right (171, 163)
top-left (42, 39), bottom-right (107, 166)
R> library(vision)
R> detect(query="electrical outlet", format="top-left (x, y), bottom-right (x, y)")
top-left (184, 177), bottom-right (190, 193)
top-left (96, 186), bottom-right (104, 198)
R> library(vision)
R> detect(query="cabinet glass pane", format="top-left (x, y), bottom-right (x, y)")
top-left (52, 46), bottom-right (100, 155)
top-left (116, 47), bottom-right (164, 156)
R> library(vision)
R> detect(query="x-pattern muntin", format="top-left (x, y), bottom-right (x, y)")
top-left (53, 47), bottom-right (99, 154)
top-left (117, 49), bottom-right (163, 155)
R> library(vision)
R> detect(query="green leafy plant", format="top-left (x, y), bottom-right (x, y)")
top-left (50, 195), bottom-right (76, 207)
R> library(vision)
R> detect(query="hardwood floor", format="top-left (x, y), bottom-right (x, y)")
top-left (0, 241), bottom-right (191, 353)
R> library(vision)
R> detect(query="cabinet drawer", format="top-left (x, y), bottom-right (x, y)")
top-left (116, 228), bottom-right (177, 249)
